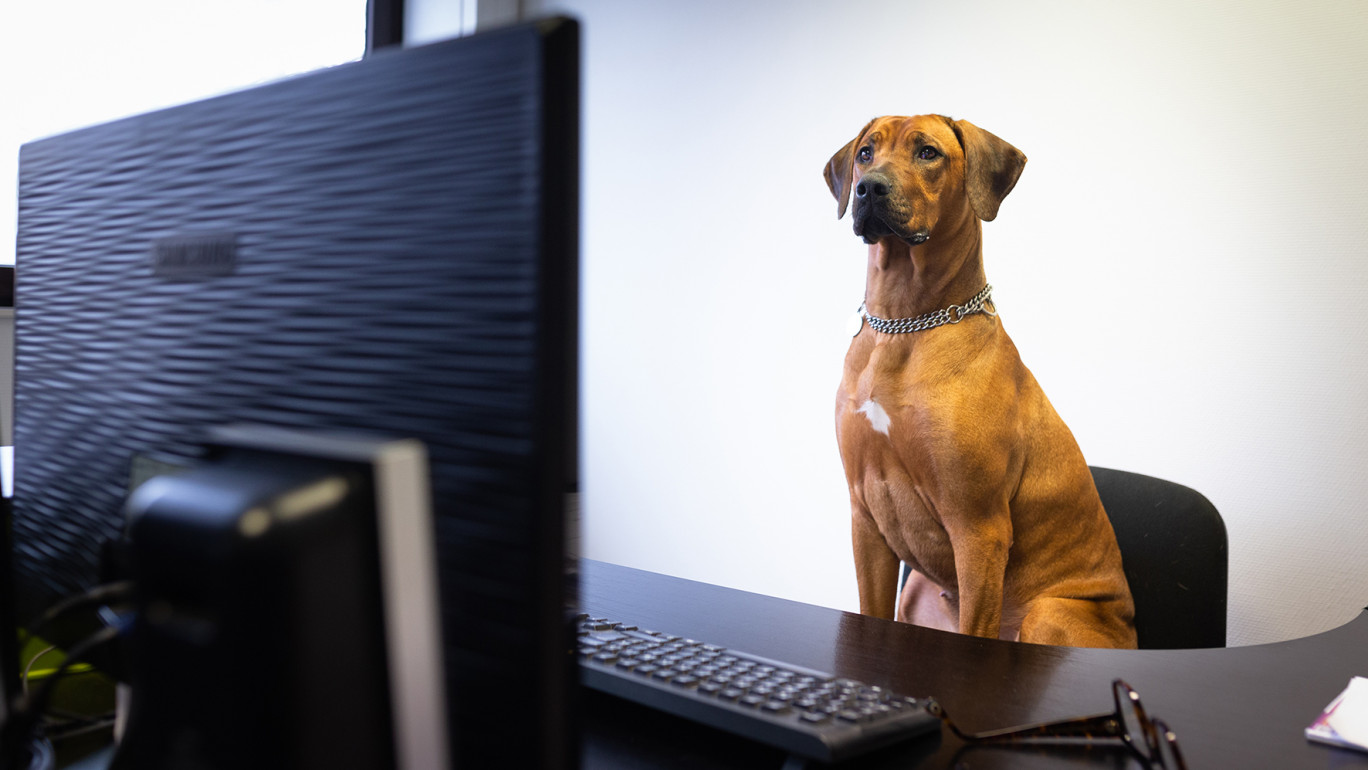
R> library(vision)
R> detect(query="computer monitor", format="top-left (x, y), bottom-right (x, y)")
top-left (119, 426), bottom-right (449, 769)
top-left (13, 17), bottom-right (579, 769)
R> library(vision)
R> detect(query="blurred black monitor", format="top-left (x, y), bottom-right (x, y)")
top-left (119, 427), bottom-right (450, 769)
top-left (13, 17), bottom-right (579, 768)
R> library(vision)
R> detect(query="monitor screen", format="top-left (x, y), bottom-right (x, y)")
top-left (14, 17), bottom-right (579, 768)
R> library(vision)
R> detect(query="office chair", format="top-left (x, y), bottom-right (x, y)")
top-left (1089, 466), bottom-right (1227, 649)
top-left (897, 467), bottom-right (1228, 649)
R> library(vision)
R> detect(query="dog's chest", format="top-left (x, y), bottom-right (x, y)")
top-left (837, 403), bottom-right (955, 574)
top-left (836, 340), bottom-right (942, 450)
top-left (837, 345), bottom-right (961, 579)
top-left (851, 445), bottom-right (957, 581)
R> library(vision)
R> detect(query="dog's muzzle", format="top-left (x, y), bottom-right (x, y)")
top-left (853, 170), bottom-right (929, 246)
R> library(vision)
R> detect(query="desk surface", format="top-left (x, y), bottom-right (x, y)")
top-left (579, 560), bottom-right (1368, 769)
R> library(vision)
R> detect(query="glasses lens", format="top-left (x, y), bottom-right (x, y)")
top-left (1114, 681), bottom-right (1154, 758)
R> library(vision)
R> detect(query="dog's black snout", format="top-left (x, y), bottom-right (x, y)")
top-left (855, 173), bottom-right (892, 200)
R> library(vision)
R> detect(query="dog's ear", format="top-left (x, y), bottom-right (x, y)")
top-left (824, 119), bottom-right (875, 219)
top-left (951, 119), bottom-right (1027, 222)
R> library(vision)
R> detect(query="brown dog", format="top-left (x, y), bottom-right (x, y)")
top-left (826, 115), bottom-right (1136, 648)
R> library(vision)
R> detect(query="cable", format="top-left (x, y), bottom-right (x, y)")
top-left (21, 625), bottom-right (120, 718)
top-left (20, 581), bottom-right (132, 648)
top-left (2, 625), bottom-right (121, 770)
top-left (19, 647), bottom-right (56, 696)
top-left (40, 715), bottom-right (118, 743)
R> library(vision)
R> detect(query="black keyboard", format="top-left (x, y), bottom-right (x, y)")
top-left (576, 615), bottom-right (940, 763)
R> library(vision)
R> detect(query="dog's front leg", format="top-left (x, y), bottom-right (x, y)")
top-left (852, 501), bottom-right (900, 620)
top-left (945, 516), bottom-right (1012, 639)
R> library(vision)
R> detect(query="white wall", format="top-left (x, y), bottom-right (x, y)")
top-left (524, 0), bottom-right (1368, 646)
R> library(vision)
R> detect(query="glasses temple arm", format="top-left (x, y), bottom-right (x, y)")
top-left (926, 700), bottom-right (1122, 743)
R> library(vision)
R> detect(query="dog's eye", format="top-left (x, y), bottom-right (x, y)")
top-left (917, 146), bottom-right (940, 160)
top-left (857, 146), bottom-right (873, 163)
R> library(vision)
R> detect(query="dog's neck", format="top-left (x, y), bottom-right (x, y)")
top-left (863, 218), bottom-right (988, 322)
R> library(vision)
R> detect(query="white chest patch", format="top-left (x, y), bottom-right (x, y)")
top-left (857, 399), bottom-right (892, 436)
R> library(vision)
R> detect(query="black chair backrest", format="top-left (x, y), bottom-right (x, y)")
top-left (1090, 466), bottom-right (1228, 649)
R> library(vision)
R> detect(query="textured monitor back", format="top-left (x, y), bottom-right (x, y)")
top-left (15, 19), bottom-right (578, 768)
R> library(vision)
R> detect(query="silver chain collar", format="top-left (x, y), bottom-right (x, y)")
top-left (857, 284), bottom-right (996, 335)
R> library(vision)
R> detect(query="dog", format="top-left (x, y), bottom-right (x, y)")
top-left (826, 115), bottom-right (1136, 648)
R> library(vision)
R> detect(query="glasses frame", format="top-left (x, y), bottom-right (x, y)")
top-left (924, 679), bottom-right (1187, 769)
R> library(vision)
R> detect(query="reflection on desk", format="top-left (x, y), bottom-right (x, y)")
top-left (580, 560), bottom-right (1368, 769)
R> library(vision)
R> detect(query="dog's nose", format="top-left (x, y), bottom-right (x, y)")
top-left (855, 172), bottom-right (891, 201)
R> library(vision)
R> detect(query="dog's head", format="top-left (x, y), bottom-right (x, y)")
top-left (823, 115), bottom-right (1026, 245)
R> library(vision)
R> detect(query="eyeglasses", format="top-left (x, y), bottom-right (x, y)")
top-left (924, 679), bottom-right (1187, 770)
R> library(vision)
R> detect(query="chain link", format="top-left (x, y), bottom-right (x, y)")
top-left (859, 285), bottom-right (996, 334)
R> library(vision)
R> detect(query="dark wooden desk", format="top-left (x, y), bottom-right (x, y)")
top-left (579, 560), bottom-right (1368, 769)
